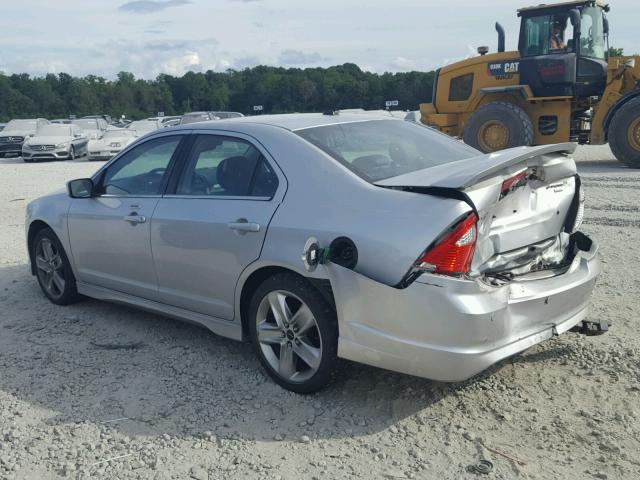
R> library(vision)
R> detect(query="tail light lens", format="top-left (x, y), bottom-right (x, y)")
top-left (416, 213), bottom-right (478, 276)
top-left (500, 171), bottom-right (528, 198)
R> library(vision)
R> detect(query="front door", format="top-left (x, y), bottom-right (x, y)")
top-left (67, 134), bottom-right (184, 300)
top-left (151, 132), bottom-right (283, 320)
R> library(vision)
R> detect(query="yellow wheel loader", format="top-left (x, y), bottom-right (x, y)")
top-left (420, 1), bottom-right (640, 167)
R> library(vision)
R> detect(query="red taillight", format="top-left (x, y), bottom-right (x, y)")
top-left (416, 213), bottom-right (478, 275)
top-left (501, 171), bottom-right (528, 195)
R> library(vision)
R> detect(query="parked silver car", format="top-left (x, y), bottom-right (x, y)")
top-left (25, 113), bottom-right (600, 392)
top-left (22, 123), bottom-right (88, 162)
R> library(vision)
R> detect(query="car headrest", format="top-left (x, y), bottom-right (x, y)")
top-left (217, 156), bottom-right (254, 195)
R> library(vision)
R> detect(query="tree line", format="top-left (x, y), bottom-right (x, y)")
top-left (0, 64), bottom-right (435, 122)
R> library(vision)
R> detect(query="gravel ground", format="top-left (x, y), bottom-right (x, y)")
top-left (0, 146), bottom-right (639, 480)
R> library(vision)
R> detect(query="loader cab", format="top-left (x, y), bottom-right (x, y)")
top-left (517, 1), bottom-right (609, 98)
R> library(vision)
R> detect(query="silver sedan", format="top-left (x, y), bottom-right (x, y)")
top-left (25, 113), bottom-right (601, 392)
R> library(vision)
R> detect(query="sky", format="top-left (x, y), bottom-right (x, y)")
top-left (0, 0), bottom-right (636, 79)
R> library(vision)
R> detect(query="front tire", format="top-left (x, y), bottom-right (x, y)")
top-left (68, 146), bottom-right (76, 161)
top-left (32, 228), bottom-right (80, 305)
top-left (463, 101), bottom-right (534, 152)
top-left (609, 97), bottom-right (640, 168)
top-left (248, 272), bottom-right (338, 393)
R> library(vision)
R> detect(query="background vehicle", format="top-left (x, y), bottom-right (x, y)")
top-left (147, 115), bottom-right (182, 127)
top-left (88, 129), bottom-right (137, 161)
top-left (180, 111), bottom-right (220, 125)
top-left (0, 118), bottom-right (49, 158)
top-left (420, 1), bottom-right (640, 167)
top-left (22, 124), bottom-right (88, 162)
top-left (26, 114), bottom-right (599, 392)
top-left (126, 119), bottom-right (161, 135)
top-left (82, 114), bottom-right (113, 125)
top-left (72, 118), bottom-right (108, 140)
top-left (210, 111), bottom-right (244, 119)
top-left (50, 119), bottom-right (72, 125)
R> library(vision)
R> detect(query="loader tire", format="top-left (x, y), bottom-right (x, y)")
top-left (463, 102), bottom-right (534, 153)
top-left (608, 97), bottom-right (640, 169)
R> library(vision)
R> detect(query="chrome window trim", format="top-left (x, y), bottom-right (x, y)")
top-left (95, 194), bottom-right (163, 199)
top-left (163, 194), bottom-right (272, 201)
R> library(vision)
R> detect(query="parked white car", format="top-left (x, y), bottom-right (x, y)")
top-left (88, 129), bottom-right (137, 161)
top-left (22, 124), bottom-right (88, 162)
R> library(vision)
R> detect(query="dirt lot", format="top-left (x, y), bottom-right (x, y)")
top-left (0, 146), bottom-right (639, 480)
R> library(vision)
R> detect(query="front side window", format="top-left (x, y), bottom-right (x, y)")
top-left (296, 120), bottom-right (478, 182)
top-left (176, 135), bottom-right (278, 197)
top-left (522, 14), bottom-right (574, 56)
top-left (100, 136), bottom-right (181, 196)
top-left (580, 6), bottom-right (606, 60)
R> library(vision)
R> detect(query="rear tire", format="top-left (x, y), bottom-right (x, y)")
top-left (609, 97), bottom-right (640, 168)
top-left (463, 101), bottom-right (534, 152)
top-left (248, 272), bottom-right (338, 393)
top-left (32, 228), bottom-right (80, 305)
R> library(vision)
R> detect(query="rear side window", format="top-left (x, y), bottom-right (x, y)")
top-left (176, 135), bottom-right (278, 197)
top-left (448, 73), bottom-right (474, 101)
top-left (296, 120), bottom-right (478, 182)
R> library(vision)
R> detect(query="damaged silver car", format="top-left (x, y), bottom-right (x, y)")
top-left (25, 113), bottom-right (601, 392)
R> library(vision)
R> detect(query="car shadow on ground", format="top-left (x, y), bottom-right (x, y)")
top-left (0, 263), bottom-right (579, 443)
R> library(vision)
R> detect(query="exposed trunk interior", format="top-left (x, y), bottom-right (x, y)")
top-left (376, 144), bottom-right (586, 285)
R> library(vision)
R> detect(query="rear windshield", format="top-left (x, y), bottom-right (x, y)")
top-left (296, 120), bottom-right (478, 182)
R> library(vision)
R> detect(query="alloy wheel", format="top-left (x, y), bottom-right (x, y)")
top-left (256, 290), bottom-right (322, 383)
top-left (35, 238), bottom-right (66, 299)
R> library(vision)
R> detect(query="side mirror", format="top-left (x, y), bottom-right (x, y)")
top-left (68, 178), bottom-right (95, 198)
top-left (74, 133), bottom-right (82, 138)
top-left (603, 18), bottom-right (609, 36)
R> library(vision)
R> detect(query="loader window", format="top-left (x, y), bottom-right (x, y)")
top-left (579, 6), bottom-right (606, 60)
top-left (522, 15), bottom-right (573, 56)
top-left (448, 74), bottom-right (474, 101)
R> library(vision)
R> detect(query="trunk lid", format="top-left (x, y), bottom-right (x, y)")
top-left (375, 143), bottom-right (582, 278)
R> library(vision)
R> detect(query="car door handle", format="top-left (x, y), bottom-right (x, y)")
top-left (228, 219), bottom-right (260, 233)
top-left (123, 214), bottom-right (146, 224)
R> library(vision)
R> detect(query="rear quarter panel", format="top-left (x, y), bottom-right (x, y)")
top-left (241, 124), bottom-right (472, 287)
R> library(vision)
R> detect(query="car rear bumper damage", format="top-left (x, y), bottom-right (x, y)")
top-left (329, 233), bottom-right (600, 382)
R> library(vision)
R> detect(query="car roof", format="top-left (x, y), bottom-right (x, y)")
top-left (176, 112), bottom-right (400, 132)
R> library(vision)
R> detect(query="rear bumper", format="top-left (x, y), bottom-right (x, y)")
top-left (333, 235), bottom-right (600, 382)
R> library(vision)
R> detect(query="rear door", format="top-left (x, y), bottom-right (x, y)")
top-left (150, 132), bottom-right (284, 320)
top-left (67, 133), bottom-right (186, 300)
